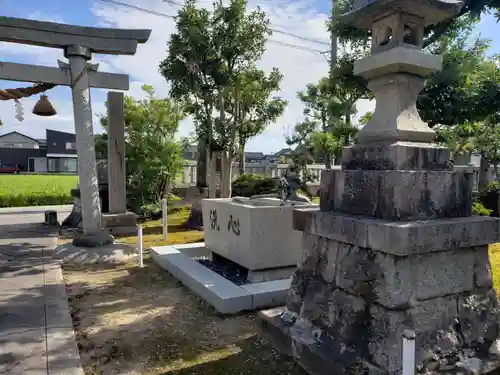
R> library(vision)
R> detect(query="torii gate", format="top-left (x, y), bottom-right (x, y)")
top-left (0, 16), bottom-right (151, 245)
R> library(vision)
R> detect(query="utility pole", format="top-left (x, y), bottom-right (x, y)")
top-left (330, 0), bottom-right (338, 78)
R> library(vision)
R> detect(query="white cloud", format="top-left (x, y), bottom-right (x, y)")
top-left (90, 0), bottom-right (373, 153)
top-left (0, 1), bottom-right (373, 153)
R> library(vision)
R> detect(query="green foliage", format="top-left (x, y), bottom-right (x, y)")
top-left (287, 64), bottom-right (366, 169)
top-left (472, 201), bottom-right (494, 216)
top-left (233, 67), bottom-right (287, 171)
top-left (358, 111), bottom-right (373, 126)
top-left (0, 175), bottom-right (78, 207)
top-left (139, 194), bottom-right (183, 219)
top-left (434, 122), bottom-right (480, 160)
top-left (159, 0), bottom-right (274, 149)
top-left (231, 173), bottom-right (279, 197)
top-left (328, 8), bottom-right (500, 132)
top-left (418, 33), bottom-right (500, 127)
top-left (160, 0), bottom-right (286, 194)
top-left (477, 181), bottom-right (500, 217)
top-left (99, 85), bottom-right (185, 213)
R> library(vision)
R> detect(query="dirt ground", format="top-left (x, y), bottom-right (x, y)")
top-left (63, 256), bottom-right (306, 375)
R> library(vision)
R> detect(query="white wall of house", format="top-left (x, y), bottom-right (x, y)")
top-left (174, 161), bottom-right (327, 188)
top-left (33, 157), bottom-right (47, 172)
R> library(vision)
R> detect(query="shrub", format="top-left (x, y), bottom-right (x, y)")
top-left (472, 201), bottom-right (493, 216)
top-left (138, 193), bottom-right (183, 219)
top-left (477, 181), bottom-right (500, 217)
top-left (232, 174), bottom-right (280, 197)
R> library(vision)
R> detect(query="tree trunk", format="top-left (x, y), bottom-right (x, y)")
top-left (221, 151), bottom-right (233, 198)
top-left (333, 148), bottom-right (342, 165)
top-left (238, 144), bottom-right (245, 176)
top-left (207, 149), bottom-right (217, 198)
top-left (196, 139), bottom-right (207, 189)
top-left (478, 153), bottom-right (489, 192)
top-left (324, 152), bottom-right (332, 169)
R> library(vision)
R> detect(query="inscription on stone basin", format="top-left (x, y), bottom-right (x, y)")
top-left (202, 198), bottom-right (313, 271)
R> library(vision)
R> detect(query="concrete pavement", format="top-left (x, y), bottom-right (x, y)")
top-left (0, 207), bottom-right (83, 375)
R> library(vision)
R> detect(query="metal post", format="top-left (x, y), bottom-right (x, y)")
top-left (137, 225), bottom-right (143, 268)
top-left (65, 45), bottom-right (102, 235)
top-left (402, 329), bottom-right (415, 375)
top-left (162, 198), bottom-right (168, 240)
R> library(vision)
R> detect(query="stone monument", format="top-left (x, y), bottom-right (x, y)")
top-left (258, 0), bottom-right (500, 374)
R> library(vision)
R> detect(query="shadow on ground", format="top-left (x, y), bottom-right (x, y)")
top-left (54, 242), bottom-right (137, 264)
top-left (0, 221), bottom-right (80, 374)
top-left (64, 258), bottom-right (306, 375)
top-left (141, 225), bottom-right (195, 236)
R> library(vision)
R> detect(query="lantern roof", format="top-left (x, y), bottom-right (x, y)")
top-left (339, 0), bottom-right (463, 30)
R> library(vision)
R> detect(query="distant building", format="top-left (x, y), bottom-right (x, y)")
top-left (0, 129), bottom-right (77, 173)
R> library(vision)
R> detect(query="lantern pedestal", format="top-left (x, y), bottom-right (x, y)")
top-left (257, 0), bottom-right (500, 374)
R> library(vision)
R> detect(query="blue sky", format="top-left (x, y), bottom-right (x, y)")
top-left (0, 0), bottom-right (498, 153)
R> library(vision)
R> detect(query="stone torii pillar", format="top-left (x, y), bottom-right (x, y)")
top-left (258, 0), bottom-right (500, 374)
top-left (0, 16), bottom-right (151, 246)
top-left (65, 45), bottom-right (104, 242)
top-left (101, 91), bottom-right (138, 236)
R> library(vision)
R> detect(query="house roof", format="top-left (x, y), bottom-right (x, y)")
top-left (245, 152), bottom-right (265, 160)
top-left (46, 129), bottom-right (75, 137)
top-left (0, 131), bottom-right (43, 144)
top-left (273, 148), bottom-right (292, 156)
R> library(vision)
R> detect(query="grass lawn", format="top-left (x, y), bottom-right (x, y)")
top-left (0, 174), bottom-right (78, 207)
top-left (490, 242), bottom-right (500, 288)
top-left (116, 207), bottom-right (204, 249)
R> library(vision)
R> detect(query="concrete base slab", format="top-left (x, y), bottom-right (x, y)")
top-left (248, 266), bottom-right (296, 283)
top-left (54, 242), bottom-right (137, 264)
top-left (102, 212), bottom-right (138, 236)
top-left (72, 231), bottom-right (114, 247)
top-left (151, 242), bottom-right (291, 314)
top-left (106, 226), bottom-right (137, 236)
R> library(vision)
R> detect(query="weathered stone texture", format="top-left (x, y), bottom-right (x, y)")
top-left (474, 246), bottom-right (494, 289)
top-left (293, 208), bottom-right (500, 256)
top-left (291, 235), bottom-right (482, 308)
top-left (341, 141), bottom-right (452, 171)
top-left (266, 232), bottom-right (500, 375)
top-left (320, 169), bottom-right (472, 220)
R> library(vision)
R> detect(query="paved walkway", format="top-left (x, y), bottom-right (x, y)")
top-left (0, 208), bottom-right (83, 375)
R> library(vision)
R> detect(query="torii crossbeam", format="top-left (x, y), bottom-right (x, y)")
top-left (0, 16), bottom-right (151, 245)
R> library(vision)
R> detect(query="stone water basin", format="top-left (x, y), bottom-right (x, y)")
top-left (201, 197), bottom-right (315, 272)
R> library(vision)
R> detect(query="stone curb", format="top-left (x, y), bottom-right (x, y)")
top-left (43, 261), bottom-right (84, 375)
top-left (152, 243), bottom-right (291, 314)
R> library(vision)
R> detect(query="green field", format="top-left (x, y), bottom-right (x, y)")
top-left (0, 174), bottom-right (79, 207)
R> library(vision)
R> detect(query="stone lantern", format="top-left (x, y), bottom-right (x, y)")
top-left (258, 0), bottom-right (500, 374)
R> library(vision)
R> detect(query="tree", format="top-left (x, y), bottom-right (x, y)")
top-left (326, 3), bottom-right (500, 133)
top-left (418, 33), bottom-right (500, 128)
top-left (228, 67), bottom-right (287, 175)
top-left (288, 54), bottom-right (368, 168)
top-left (434, 122), bottom-right (479, 162)
top-left (160, 0), bottom-right (274, 198)
top-left (99, 85), bottom-right (185, 212)
top-left (358, 111), bottom-right (373, 127)
top-left (435, 116), bottom-right (500, 191)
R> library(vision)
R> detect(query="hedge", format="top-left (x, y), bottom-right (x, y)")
top-left (0, 175), bottom-right (78, 207)
top-left (232, 173), bottom-right (280, 197)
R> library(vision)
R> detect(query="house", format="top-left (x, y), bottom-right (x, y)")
top-left (0, 129), bottom-right (77, 173)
